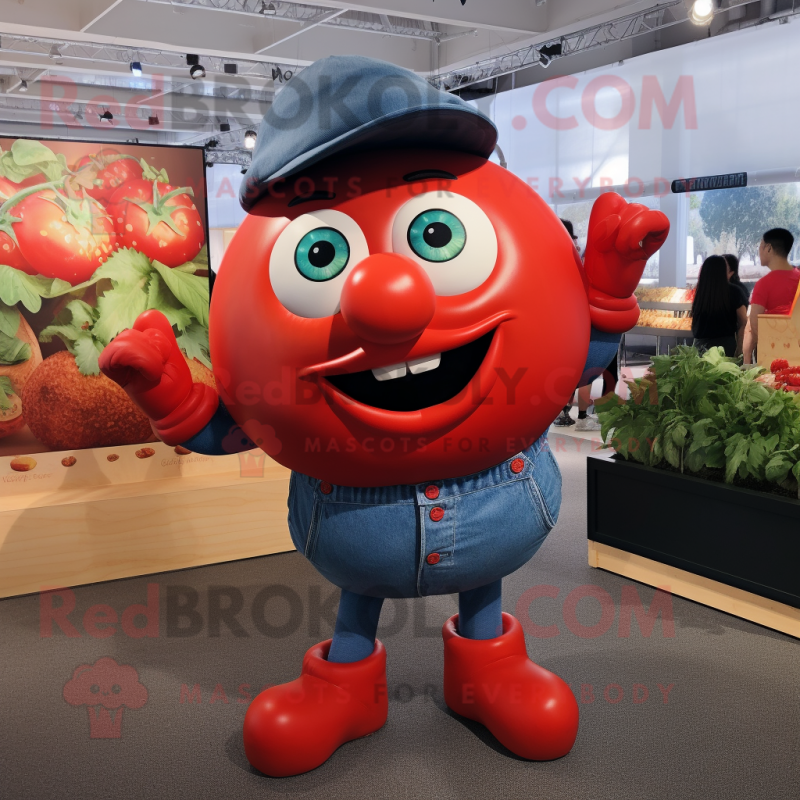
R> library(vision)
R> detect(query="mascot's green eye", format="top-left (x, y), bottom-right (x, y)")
top-left (407, 209), bottom-right (467, 263)
top-left (294, 227), bottom-right (350, 281)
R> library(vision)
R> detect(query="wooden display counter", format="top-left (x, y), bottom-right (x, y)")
top-left (757, 282), bottom-right (800, 367)
top-left (0, 443), bottom-right (294, 599)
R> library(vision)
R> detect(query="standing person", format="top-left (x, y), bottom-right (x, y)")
top-left (691, 255), bottom-right (747, 358)
top-left (552, 219), bottom-right (613, 431)
top-left (723, 253), bottom-right (750, 306)
top-left (743, 229), bottom-right (799, 364)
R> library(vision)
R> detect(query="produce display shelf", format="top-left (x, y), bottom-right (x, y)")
top-left (630, 325), bottom-right (693, 337)
top-left (587, 455), bottom-right (800, 639)
top-left (0, 442), bottom-right (294, 599)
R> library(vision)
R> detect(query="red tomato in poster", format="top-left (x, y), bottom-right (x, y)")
top-left (0, 230), bottom-right (35, 274)
top-left (12, 189), bottom-right (118, 284)
top-left (0, 175), bottom-right (46, 200)
top-left (0, 177), bottom-right (37, 274)
top-left (108, 178), bottom-right (204, 267)
top-left (74, 150), bottom-right (143, 205)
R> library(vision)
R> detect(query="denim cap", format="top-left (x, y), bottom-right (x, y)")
top-left (240, 54), bottom-right (498, 210)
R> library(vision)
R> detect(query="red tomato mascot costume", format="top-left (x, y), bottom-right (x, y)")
top-left (99, 56), bottom-right (669, 776)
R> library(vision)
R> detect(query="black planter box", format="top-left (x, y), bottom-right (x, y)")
top-left (587, 454), bottom-right (800, 610)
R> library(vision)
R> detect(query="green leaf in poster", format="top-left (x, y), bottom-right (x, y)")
top-left (94, 247), bottom-right (153, 287)
top-left (0, 265), bottom-right (73, 313)
top-left (10, 139), bottom-right (60, 167)
top-left (0, 375), bottom-right (15, 409)
top-left (151, 260), bottom-right (209, 327)
top-left (0, 329), bottom-right (31, 365)
top-left (94, 280), bottom-right (149, 345)
top-left (176, 322), bottom-right (211, 369)
top-left (39, 323), bottom-right (81, 346)
top-left (0, 301), bottom-right (20, 339)
top-left (72, 335), bottom-right (103, 376)
top-left (146, 272), bottom-right (193, 332)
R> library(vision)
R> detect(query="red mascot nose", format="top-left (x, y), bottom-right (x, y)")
top-left (340, 254), bottom-right (436, 345)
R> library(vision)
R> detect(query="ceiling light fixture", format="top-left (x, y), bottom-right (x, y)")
top-left (244, 130), bottom-right (257, 149)
top-left (259, 1), bottom-right (277, 14)
top-left (148, 114), bottom-right (160, 126)
top-left (187, 54), bottom-right (206, 79)
top-left (689, 0), bottom-right (714, 25)
top-left (130, 61), bottom-right (143, 76)
top-left (48, 44), bottom-right (62, 59)
top-left (538, 41), bottom-right (562, 68)
top-left (220, 121), bottom-right (231, 132)
top-left (100, 109), bottom-right (114, 123)
top-left (18, 80), bottom-right (28, 93)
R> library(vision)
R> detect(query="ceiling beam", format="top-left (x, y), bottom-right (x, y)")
top-left (306, 0), bottom-right (546, 34)
top-left (80, 0), bottom-right (128, 31)
top-left (256, 7), bottom-right (347, 53)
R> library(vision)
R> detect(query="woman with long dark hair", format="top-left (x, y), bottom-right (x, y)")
top-left (723, 253), bottom-right (750, 306)
top-left (691, 255), bottom-right (747, 357)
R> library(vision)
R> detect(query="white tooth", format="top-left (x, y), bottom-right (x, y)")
top-left (372, 363), bottom-right (407, 381)
top-left (407, 353), bottom-right (442, 375)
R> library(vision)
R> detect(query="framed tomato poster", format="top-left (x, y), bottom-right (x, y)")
top-left (0, 137), bottom-right (211, 461)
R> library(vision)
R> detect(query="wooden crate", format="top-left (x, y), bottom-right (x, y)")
top-left (0, 443), bottom-right (294, 599)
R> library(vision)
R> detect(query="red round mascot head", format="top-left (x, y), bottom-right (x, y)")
top-left (211, 56), bottom-right (590, 486)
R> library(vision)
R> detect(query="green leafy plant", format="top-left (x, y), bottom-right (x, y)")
top-left (597, 346), bottom-right (800, 498)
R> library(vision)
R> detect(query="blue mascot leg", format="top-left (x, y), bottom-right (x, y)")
top-left (328, 590), bottom-right (385, 663)
top-left (458, 579), bottom-right (503, 639)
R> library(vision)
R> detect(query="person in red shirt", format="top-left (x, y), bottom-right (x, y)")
top-left (743, 228), bottom-right (799, 364)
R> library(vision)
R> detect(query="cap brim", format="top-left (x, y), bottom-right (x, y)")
top-left (241, 106), bottom-right (498, 211)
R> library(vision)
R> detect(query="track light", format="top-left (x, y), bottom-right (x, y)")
top-left (538, 41), bottom-right (562, 68)
top-left (130, 61), bottom-right (143, 76)
top-left (148, 114), bottom-right (160, 126)
top-left (100, 109), bottom-right (114, 123)
top-left (689, 0), bottom-right (714, 25)
top-left (206, 161), bottom-right (214, 168)
top-left (187, 54), bottom-right (206, 79)
top-left (244, 130), bottom-right (257, 149)
top-left (220, 121), bottom-right (231, 132)
top-left (49, 44), bottom-right (62, 59)
top-left (223, 63), bottom-right (238, 74)
top-left (259, 1), bottom-right (277, 14)
top-left (18, 80), bottom-right (28, 93)
top-left (241, 167), bottom-right (248, 175)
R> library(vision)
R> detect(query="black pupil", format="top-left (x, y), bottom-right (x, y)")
top-left (309, 241), bottom-right (335, 268)
top-left (423, 222), bottom-right (452, 249)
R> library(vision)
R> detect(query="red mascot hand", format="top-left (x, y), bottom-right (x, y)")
top-left (582, 193), bottom-right (670, 333)
top-left (99, 310), bottom-right (218, 446)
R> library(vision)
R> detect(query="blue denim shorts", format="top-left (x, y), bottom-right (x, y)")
top-left (286, 435), bottom-right (562, 599)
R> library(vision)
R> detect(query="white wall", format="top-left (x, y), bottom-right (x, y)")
top-left (474, 21), bottom-right (800, 197)
top-left (471, 20), bottom-right (800, 287)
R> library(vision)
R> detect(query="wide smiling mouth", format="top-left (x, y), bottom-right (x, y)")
top-left (324, 330), bottom-right (496, 412)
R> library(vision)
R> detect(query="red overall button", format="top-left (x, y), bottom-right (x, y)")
top-left (510, 458), bottom-right (525, 474)
top-left (430, 506), bottom-right (445, 522)
top-left (319, 481), bottom-right (333, 495)
top-left (426, 553), bottom-right (441, 565)
top-left (424, 485), bottom-right (440, 500)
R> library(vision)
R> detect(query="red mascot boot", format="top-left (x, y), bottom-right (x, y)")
top-left (443, 613), bottom-right (578, 760)
top-left (243, 639), bottom-right (388, 777)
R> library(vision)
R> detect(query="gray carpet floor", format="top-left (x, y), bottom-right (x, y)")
top-left (1, 440), bottom-right (798, 800)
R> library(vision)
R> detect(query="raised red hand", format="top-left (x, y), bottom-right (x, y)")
top-left (582, 192), bottom-right (670, 333)
top-left (99, 310), bottom-right (218, 445)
